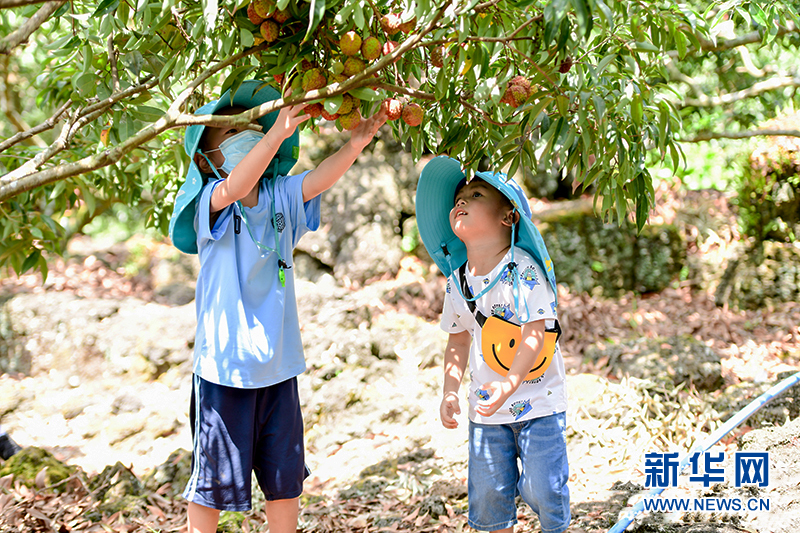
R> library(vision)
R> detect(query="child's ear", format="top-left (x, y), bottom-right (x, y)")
top-left (194, 152), bottom-right (212, 173)
top-left (502, 209), bottom-right (520, 226)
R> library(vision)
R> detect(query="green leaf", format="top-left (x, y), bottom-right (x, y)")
top-left (203, 0), bottom-right (219, 31)
top-left (221, 65), bottom-right (256, 103)
top-left (324, 95), bottom-right (344, 114)
top-left (49, 180), bottom-right (67, 201)
top-left (675, 30), bottom-right (688, 59)
top-left (241, 27), bottom-right (254, 48)
top-left (128, 105), bottom-right (165, 122)
top-left (658, 102), bottom-right (669, 154)
top-left (348, 87), bottom-right (381, 102)
top-left (159, 54), bottom-right (178, 84)
top-left (74, 73), bottom-right (96, 97)
top-left (304, 0), bottom-right (326, 43)
top-left (631, 94), bottom-right (643, 126)
top-left (569, 0), bottom-right (592, 38)
top-left (92, 0), bottom-right (120, 17)
top-left (21, 249), bottom-right (41, 275)
top-left (632, 41), bottom-right (659, 53)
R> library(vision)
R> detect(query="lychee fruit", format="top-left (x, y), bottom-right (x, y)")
top-left (339, 109), bottom-right (362, 131)
top-left (340, 31), bottom-right (362, 56)
top-left (508, 75), bottom-right (532, 95)
top-left (502, 84), bottom-right (529, 107)
top-left (380, 13), bottom-right (402, 35)
top-left (399, 17), bottom-right (416, 34)
top-left (331, 73), bottom-right (349, 84)
top-left (321, 109), bottom-right (340, 121)
top-left (260, 20), bottom-right (279, 43)
top-left (382, 41), bottom-right (399, 63)
top-left (273, 72), bottom-right (285, 85)
top-left (301, 68), bottom-right (327, 92)
top-left (558, 56), bottom-right (573, 73)
top-left (247, 2), bottom-right (265, 24)
top-left (304, 103), bottom-right (324, 118)
top-left (430, 46), bottom-right (444, 68)
top-left (252, 0), bottom-right (274, 19)
top-left (361, 36), bottom-right (382, 61)
top-left (300, 59), bottom-right (314, 71)
top-left (343, 57), bottom-right (365, 77)
top-left (338, 94), bottom-right (358, 116)
top-left (382, 98), bottom-right (402, 121)
top-left (402, 102), bottom-right (423, 127)
top-left (273, 9), bottom-right (290, 23)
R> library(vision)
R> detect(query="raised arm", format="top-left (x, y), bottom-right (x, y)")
top-left (301, 108), bottom-right (387, 202)
top-left (210, 104), bottom-right (309, 213)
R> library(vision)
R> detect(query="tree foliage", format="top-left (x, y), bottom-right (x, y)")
top-left (1, 0), bottom-right (800, 278)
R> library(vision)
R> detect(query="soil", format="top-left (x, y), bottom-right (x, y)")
top-left (0, 231), bottom-right (799, 533)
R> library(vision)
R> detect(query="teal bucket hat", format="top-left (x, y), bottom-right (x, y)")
top-left (169, 80), bottom-right (300, 254)
top-left (415, 155), bottom-right (558, 304)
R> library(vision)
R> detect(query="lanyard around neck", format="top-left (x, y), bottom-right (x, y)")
top-left (236, 179), bottom-right (289, 287)
top-left (198, 151), bottom-right (290, 286)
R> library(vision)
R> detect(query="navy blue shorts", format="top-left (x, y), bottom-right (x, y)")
top-left (182, 374), bottom-right (309, 511)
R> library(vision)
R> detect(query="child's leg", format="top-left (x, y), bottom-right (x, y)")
top-left (264, 497), bottom-right (299, 533)
top-left (516, 412), bottom-right (570, 533)
top-left (467, 421), bottom-right (520, 532)
top-left (253, 378), bottom-right (308, 530)
top-left (187, 501), bottom-right (221, 533)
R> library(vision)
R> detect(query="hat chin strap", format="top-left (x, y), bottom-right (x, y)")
top-left (198, 151), bottom-right (225, 182)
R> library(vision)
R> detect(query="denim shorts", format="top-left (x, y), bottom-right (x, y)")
top-left (183, 375), bottom-right (309, 511)
top-left (468, 412), bottom-right (570, 533)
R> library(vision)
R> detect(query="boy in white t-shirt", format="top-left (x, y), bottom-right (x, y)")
top-left (416, 156), bottom-right (570, 533)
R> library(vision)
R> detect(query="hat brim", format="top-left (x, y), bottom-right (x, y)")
top-left (415, 156), bottom-right (558, 301)
top-left (415, 156), bottom-right (468, 277)
top-left (170, 80), bottom-right (299, 254)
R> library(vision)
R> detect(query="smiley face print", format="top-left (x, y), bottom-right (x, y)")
top-left (480, 315), bottom-right (555, 381)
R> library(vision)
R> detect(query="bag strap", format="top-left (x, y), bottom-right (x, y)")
top-left (457, 262), bottom-right (486, 327)
top-left (458, 261), bottom-right (563, 341)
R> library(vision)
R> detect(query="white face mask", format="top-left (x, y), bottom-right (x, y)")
top-left (205, 129), bottom-right (265, 174)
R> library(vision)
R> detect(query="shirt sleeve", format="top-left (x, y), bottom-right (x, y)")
top-left (279, 171), bottom-right (321, 246)
top-left (440, 276), bottom-right (469, 334)
top-left (195, 179), bottom-right (233, 248)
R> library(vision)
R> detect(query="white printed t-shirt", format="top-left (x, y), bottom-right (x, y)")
top-left (440, 246), bottom-right (568, 425)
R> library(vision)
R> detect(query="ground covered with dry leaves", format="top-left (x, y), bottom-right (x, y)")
top-left (1, 185), bottom-right (799, 533)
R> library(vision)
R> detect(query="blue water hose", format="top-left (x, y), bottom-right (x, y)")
top-left (607, 370), bottom-right (800, 533)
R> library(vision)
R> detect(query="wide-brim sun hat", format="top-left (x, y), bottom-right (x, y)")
top-left (168, 80), bottom-right (300, 254)
top-left (415, 155), bottom-right (558, 302)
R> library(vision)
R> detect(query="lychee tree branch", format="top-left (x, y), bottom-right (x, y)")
top-left (679, 75), bottom-right (800, 108)
top-left (680, 128), bottom-right (800, 142)
top-left (0, 0), bottom-right (50, 8)
top-left (0, 0), bottom-right (66, 55)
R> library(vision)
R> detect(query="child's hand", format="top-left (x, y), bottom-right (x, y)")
top-left (440, 391), bottom-right (461, 429)
top-left (348, 107), bottom-right (388, 151)
top-left (270, 103), bottom-right (310, 141)
top-left (475, 380), bottom-right (515, 417)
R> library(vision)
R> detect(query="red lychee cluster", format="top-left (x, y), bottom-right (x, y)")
top-left (381, 98), bottom-right (424, 127)
top-left (500, 76), bottom-right (535, 108)
top-left (247, 0), bottom-right (290, 43)
top-left (380, 12), bottom-right (415, 35)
